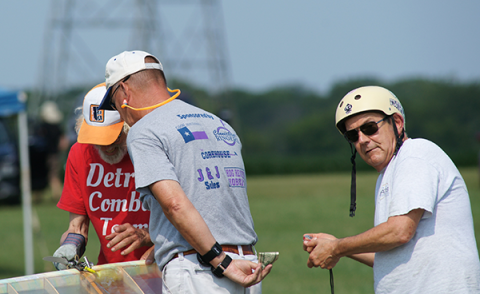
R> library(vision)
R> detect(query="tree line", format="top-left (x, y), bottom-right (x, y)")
top-left (27, 77), bottom-right (480, 175)
top-left (180, 77), bottom-right (480, 175)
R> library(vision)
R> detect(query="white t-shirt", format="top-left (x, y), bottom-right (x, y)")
top-left (373, 138), bottom-right (480, 293)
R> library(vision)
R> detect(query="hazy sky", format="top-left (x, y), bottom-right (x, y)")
top-left (1, 0), bottom-right (480, 94)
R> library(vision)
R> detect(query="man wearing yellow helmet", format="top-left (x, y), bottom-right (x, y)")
top-left (303, 86), bottom-right (480, 293)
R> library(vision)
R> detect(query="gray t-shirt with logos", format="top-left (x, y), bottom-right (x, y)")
top-left (127, 99), bottom-right (257, 269)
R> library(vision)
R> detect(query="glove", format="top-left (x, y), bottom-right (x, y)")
top-left (53, 233), bottom-right (86, 270)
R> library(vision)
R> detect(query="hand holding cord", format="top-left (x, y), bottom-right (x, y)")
top-left (304, 234), bottom-right (335, 294)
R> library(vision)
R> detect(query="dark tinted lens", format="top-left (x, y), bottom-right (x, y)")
top-left (344, 121), bottom-right (380, 143)
top-left (359, 122), bottom-right (379, 136)
top-left (344, 129), bottom-right (359, 142)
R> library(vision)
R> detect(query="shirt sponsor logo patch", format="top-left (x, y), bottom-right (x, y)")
top-left (177, 113), bottom-right (215, 120)
top-left (224, 167), bottom-right (245, 188)
top-left (201, 150), bottom-right (233, 159)
top-left (177, 124), bottom-right (209, 143)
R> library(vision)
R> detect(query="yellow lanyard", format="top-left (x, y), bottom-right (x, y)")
top-left (121, 88), bottom-right (181, 111)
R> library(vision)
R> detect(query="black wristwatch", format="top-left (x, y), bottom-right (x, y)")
top-left (212, 255), bottom-right (232, 278)
top-left (197, 242), bottom-right (223, 267)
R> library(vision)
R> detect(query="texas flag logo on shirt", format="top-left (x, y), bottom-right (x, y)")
top-left (177, 125), bottom-right (209, 143)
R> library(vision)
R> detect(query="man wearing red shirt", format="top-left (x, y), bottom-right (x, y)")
top-left (53, 83), bottom-right (153, 269)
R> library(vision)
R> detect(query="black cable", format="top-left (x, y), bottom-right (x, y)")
top-left (349, 144), bottom-right (357, 217)
top-left (329, 269), bottom-right (334, 294)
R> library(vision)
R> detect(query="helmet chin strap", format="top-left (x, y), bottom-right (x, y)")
top-left (121, 88), bottom-right (181, 111)
top-left (349, 144), bottom-right (357, 217)
top-left (391, 116), bottom-right (405, 155)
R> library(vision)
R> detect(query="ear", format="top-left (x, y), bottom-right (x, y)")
top-left (121, 82), bottom-right (131, 103)
top-left (392, 113), bottom-right (404, 133)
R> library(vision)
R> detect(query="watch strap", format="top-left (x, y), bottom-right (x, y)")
top-left (197, 242), bottom-right (223, 266)
top-left (212, 255), bottom-right (232, 278)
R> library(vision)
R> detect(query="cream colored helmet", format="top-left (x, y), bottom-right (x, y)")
top-left (335, 86), bottom-right (405, 135)
top-left (335, 86), bottom-right (406, 217)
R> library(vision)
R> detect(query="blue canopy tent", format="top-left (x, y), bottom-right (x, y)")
top-left (0, 87), bottom-right (34, 275)
top-left (0, 88), bottom-right (26, 116)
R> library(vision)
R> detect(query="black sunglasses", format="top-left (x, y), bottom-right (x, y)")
top-left (109, 75), bottom-right (131, 110)
top-left (344, 116), bottom-right (390, 143)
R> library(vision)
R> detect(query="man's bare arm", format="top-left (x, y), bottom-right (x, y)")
top-left (305, 209), bottom-right (424, 269)
top-left (149, 179), bottom-right (272, 287)
top-left (59, 213), bottom-right (90, 244)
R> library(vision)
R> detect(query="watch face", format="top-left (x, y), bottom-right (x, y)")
top-left (213, 243), bottom-right (222, 255)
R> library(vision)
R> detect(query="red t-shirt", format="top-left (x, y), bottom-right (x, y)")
top-left (57, 143), bottom-right (150, 265)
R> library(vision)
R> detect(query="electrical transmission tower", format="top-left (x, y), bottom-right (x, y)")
top-left (36, 0), bottom-right (232, 108)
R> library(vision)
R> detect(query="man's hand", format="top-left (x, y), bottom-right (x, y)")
top-left (223, 259), bottom-right (272, 287)
top-left (303, 233), bottom-right (340, 269)
top-left (53, 233), bottom-right (86, 270)
top-left (52, 245), bottom-right (77, 270)
top-left (105, 223), bottom-right (153, 255)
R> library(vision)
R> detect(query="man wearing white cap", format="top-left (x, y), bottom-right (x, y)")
top-left (53, 83), bottom-right (153, 269)
top-left (99, 50), bottom-right (271, 293)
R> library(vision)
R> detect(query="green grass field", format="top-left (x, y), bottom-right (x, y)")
top-left (1, 168), bottom-right (479, 293)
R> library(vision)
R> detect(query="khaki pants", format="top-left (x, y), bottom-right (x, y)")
top-left (162, 250), bottom-right (262, 294)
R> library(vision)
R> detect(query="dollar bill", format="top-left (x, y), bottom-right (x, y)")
top-left (258, 252), bottom-right (279, 269)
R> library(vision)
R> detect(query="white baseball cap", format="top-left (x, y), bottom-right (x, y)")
top-left (77, 83), bottom-right (125, 145)
top-left (99, 50), bottom-right (163, 110)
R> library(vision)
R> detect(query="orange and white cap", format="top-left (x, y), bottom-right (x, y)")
top-left (77, 83), bottom-right (124, 145)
